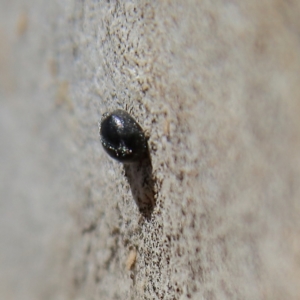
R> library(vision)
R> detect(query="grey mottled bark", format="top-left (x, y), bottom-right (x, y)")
top-left (1, 0), bottom-right (300, 299)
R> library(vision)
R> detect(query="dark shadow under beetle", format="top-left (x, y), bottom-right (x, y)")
top-left (123, 148), bottom-right (155, 220)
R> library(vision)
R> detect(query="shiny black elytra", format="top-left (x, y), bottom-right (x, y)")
top-left (99, 109), bottom-right (148, 163)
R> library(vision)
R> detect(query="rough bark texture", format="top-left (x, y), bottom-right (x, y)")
top-left (1, 0), bottom-right (300, 299)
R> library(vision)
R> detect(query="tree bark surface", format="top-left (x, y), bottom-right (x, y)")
top-left (1, 1), bottom-right (300, 299)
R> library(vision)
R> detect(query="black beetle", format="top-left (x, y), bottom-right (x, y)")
top-left (99, 109), bottom-right (148, 163)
